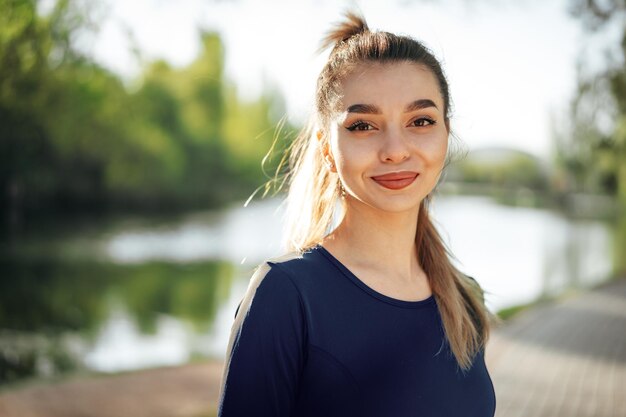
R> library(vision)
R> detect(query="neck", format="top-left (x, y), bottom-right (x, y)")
top-left (322, 198), bottom-right (423, 283)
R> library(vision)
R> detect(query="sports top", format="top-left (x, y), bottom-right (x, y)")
top-left (218, 244), bottom-right (496, 417)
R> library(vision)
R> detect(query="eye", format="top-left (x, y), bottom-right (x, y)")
top-left (410, 117), bottom-right (436, 127)
top-left (346, 120), bottom-right (375, 132)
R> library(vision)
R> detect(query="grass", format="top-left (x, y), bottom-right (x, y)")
top-left (495, 302), bottom-right (537, 321)
top-left (494, 271), bottom-right (626, 322)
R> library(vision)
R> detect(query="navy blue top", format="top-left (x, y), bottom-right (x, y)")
top-left (218, 244), bottom-right (496, 417)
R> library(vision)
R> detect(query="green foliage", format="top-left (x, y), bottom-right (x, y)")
top-left (456, 154), bottom-right (548, 190)
top-left (555, 1), bottom-right (626, 203)
top-left (495, 303), bottom-right (533, 321)
top-left (0, 0), bottom-right (292, 232)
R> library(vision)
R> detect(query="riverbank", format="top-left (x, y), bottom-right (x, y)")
top-left (1, 274), bottom-right (624, 417)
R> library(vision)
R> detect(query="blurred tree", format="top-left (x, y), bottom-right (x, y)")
top-left (554, 0), bottom-right (626, 205)
top-left (0, 0), bottom-right (292, 235)
top-left (131, 32), bottom-right (291, 206)
top-left (457, 155), bottom-right (549, 190)
top-left (557, 0), bottom-right (626, 275)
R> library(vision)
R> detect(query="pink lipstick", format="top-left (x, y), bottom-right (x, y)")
top-left (371, 171), bottom-right (419, 190)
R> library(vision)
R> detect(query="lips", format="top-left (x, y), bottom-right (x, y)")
top-left (371, 171), bottom-right (419, 190)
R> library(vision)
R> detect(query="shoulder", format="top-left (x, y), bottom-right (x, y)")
top-left (234, 247), bottom-right (332, 320)
top-left (264, 247), bottom-right (326, 285)
top-left (234, 251), bottom-right (308, 320)
top-left (256, 260), bottom-right (300, 299)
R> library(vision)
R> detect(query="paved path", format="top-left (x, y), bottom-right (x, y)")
top-left (485, 276), bottom-right (626, 417)
top-left (1, 276), bottom-right (624, 417)
top-left (0, 361), bottom-right (224, 417)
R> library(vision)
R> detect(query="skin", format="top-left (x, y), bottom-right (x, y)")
top-left (319, 61), bottom-right (449, 301)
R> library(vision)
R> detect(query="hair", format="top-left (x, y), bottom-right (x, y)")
top-left (279, 11), bottom-right (500, 372)
top-left (220, 14), bottom-right (501, 406)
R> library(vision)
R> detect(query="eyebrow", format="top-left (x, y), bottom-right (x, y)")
top-left (346, 99), bottom-right (438, 114)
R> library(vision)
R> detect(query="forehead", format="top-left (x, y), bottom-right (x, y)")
top-left (337, 61), bottom-right (444, 112)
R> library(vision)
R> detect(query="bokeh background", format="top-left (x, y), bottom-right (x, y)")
top-left (1, 0), bottom-right (624, 415)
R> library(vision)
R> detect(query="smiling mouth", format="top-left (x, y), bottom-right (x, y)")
top-left (371, 173), bottom-right (419, 190)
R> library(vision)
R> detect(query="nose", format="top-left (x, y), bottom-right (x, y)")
top-left (379, 126), bottom-right (410, 163)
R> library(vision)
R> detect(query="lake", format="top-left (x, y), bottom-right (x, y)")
top-left (0, 194), bottom-right (617, 384)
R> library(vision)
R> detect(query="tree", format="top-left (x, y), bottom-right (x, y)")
top-left (555, 0), bottom-right (626, 204)
top-left (1, 1), bottom-right (292, 233)
top-left (561, 0), bottom-right (626, 275)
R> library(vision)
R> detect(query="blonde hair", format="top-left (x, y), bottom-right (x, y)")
top-left (280, 11), bottom-right (499, 371)
top-left (220, 13), bottom-right (501, 408)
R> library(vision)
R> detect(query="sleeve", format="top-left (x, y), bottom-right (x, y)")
top-left (218, 263), bottom-right (307, 417)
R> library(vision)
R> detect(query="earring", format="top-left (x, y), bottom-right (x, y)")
top-left (325, 157), bottom-right (335, 171)
top-left (338, 179), bottom-right (346, 198)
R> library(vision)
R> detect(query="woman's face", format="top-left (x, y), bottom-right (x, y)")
top-left (322, 61), bottom-right (449, 214)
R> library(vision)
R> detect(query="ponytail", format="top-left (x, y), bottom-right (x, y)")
top-left (264, 10), bottom-right (499, 373)
top-left (318, 10), bottom-right (369, 53)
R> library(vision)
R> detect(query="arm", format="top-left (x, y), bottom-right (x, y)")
top-left (218, 262), bottom-right (307, 417)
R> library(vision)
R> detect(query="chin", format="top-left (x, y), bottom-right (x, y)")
top-left (352, 195), bottom-right (423, 214)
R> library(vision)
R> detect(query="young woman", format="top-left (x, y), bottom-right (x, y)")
top-left (217, 11), bottom-right (499, 417)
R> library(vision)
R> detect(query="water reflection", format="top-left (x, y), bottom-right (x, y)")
top-left (85, 300), bottom-right (201, 371)
top-left (104, 198), bottom-right (285, 265)
top-left (0, 257), bottom-right (235, 383)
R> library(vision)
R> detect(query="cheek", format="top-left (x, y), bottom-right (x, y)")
top-left (438, 137), bottom-right (449, 161)
top-left (420, 133), bottom-right (448, 165)
top-left (333, 141), bottom-right (373, 174)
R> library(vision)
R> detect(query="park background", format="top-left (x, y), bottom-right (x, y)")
top-left (1, 0), bottom-right (625, 415)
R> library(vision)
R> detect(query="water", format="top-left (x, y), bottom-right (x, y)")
top-left (431, 195), bottom-right (614, 311)
top-left (0, 194), bottom-right (616, 384)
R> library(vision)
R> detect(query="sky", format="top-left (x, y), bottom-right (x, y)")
top-left (79, 0), bottom-right (593, 161)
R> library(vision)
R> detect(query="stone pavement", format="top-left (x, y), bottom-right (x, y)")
top-left (0, 361), bottom-right (224, 417)
top-left (485, 276), bottom-right (626, 417)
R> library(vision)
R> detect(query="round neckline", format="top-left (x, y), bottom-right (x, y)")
top-left (312, 243), bottom-right (436, 309)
